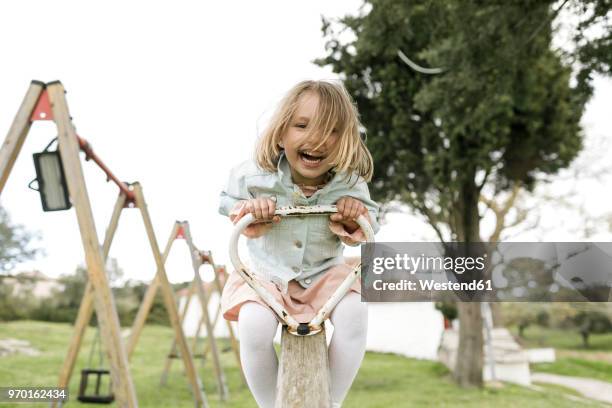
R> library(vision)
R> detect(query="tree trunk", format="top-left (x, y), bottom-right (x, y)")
top-left (452, 177), bottom-right (484, 387)
top-left (580, 330), bottom-right (589, 348)
top-left (454, 302), bottom-right (484, 387)
top-left (519, 323), bottom-right (527, 338)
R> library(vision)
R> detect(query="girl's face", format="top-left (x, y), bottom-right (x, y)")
top-left (281, 91), bottom-right (339, 186)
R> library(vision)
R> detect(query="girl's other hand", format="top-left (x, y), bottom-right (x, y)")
top-left (330, 196), bottom-right (367, 234)
top-left (229, 198), bottom-right (280, 238)
top-left (241, 197), bottom-right (280, 223)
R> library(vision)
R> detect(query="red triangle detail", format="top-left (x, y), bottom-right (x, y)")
top-left (31, 90), bottom-right (54, 121)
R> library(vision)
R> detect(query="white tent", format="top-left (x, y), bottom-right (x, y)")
top-left (179, 291), bottom-right (444, 360)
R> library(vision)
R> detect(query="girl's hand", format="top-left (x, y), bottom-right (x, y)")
top-left (229, 198), bottom-right (280, 238)
top-left (330, 196), bottom-right (368, 234)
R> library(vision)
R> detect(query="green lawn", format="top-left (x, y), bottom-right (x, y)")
top-left (532, 358), bottom-right (612, 384)
top-left (0, 321), bottom-right (603, 407)
top-left (512, 325), bottom-right (612, 352)
top-left (510, 325), bottom-right (612, 385)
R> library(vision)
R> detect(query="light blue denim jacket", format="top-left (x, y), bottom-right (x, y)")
top-left (218, 153), bottom-right (380, 293)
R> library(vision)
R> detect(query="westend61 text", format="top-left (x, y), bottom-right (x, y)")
top-left (372, 279), bottom-right (493, 291)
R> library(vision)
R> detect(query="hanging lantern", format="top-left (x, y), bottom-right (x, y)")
top-left (29, 138), bottom-right (71, 211)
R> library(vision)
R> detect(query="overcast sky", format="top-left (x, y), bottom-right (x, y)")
top-left (1, 1), bottom-right (610, 284)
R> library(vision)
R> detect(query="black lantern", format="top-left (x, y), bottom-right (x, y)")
top-left (29, 139), bottom-right (71, 211)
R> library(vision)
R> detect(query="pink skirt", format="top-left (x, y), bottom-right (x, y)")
top-left (221, 261), bottom-right (361, 323)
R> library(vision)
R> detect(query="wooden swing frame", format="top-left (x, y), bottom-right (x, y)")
top-left (156, 235), bottom-right (245, 388)
top-left (0, 81), bottom-right (209, 408)
top-left (126, 220), bottom-right (236, 399)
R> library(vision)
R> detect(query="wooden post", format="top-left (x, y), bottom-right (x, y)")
top-left (132, 184), bottom-right (208, 408)
top-left (126, 223), bottom-right (182, 357)
top-left (159, 278), bottom-right (196, 385)
top-left (47, 82), bottom-right (138, 408)
top-left (125, 275), bottom-right (161, 358)
top-left (182, 223), bottom-right (229, 401)
top-left (204, 259), bottom-right (243, 383)
top-left (0, 81), bottom-right (44, 193)
top-left (51, 192), bottom-right (126, 408)
top-left (197, 267), bottom-right (245, 387)
top-left (198, 292), bottom-right (220, 358)
top-left (190, 288), bottom-right (210, 355)
top-left (126, 271), bottom-right (162, 356)
top-left (275, 327), bottom-right (332, 408)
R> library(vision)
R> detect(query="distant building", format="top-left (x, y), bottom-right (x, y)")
top-left (1, 270), bottom-right (65, 298)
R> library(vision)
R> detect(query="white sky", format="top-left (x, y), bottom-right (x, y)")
top-left (1, 1), bottom-right (610, 284)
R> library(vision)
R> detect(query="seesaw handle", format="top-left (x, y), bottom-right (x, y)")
top-left (229, 205), bottom-right (374, 333)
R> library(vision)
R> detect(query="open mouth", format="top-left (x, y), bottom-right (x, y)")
top-left (299, 150), bottom-right (326, 165)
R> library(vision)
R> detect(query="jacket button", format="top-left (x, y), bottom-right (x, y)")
top-left (304, 278), bottom-right (312, 284)
top-left (292, 266), bottom-right (300, 273)
top-left (294, 240), bottom-right (303, 248)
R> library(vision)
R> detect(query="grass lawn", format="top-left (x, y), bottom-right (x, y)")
top-left (511, 325), bottom-right (612, 385)
top-left (532, 358), bottom-right (612, 384)
top-left (512, 326), bottom-right (612, 352)
top-left (0, 321), bottom-right (604, 407)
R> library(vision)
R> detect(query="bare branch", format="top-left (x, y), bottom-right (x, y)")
top-left (416, 202), bottom-right (447, 243)
top-left (481, 183), bottom-right (522, 242)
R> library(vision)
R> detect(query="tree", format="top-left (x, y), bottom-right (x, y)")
top-left (502, 303), bottom-right (550, 338)
top-left (547, 303), bottom-right (612, 347)
top-left (317, 0), bottom-right (588, 386)
top-left (0, 205), bottom-right (41, 272)
top-left (572, 0), bottom-right (612, 97)
top-left (46, 259), bottom-right (135, 325)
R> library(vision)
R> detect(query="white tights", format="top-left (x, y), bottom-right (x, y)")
top-left (237, 292), bottom-right (368, 408)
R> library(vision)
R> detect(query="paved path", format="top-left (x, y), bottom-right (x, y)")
top-left (532, 372), bottom-right (612, 405)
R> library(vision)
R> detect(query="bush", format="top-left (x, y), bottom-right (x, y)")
top-left (0, 266), bottom-right (191, 327)
top-left (435, 301), bottom-right (457, 321)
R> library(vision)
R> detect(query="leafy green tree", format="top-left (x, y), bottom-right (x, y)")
top-left (502, 303), bottom-right (550, 338)
top-left (548, 303), bottom-right (612, 347)
top-left (572, 0), bottom-right (612, 96)
top-left (573, 309), bottom-right (612, 347)
top-left (0, 205), bottom-right (41, 272)
top-left (0, 279), bottom-right (25, 320)
top-left (318, 0), bottom-right (591, 386)
top-left (40, 259), bottom-right (129, 324)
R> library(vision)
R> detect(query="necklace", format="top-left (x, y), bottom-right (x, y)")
top-left (296, 173), bottom-right (333, 196)
top-left (297, 183), bottom-right (326, 197)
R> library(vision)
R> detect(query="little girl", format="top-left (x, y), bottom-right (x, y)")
top-left (218, 80), bottom-right (379, 408)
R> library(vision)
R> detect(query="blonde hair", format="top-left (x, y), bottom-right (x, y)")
top-left (255, 80), bottom-right (374, 181)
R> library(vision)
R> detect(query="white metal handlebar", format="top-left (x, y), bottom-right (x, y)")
top-left (229, 205), bottom-right (374, 335)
